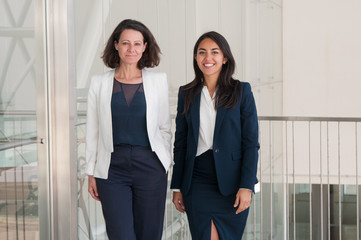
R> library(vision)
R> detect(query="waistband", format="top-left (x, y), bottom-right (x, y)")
top-left (114, 143), bottom-right (151, 150)
top-left (195, 149), bottom-right (213, 159)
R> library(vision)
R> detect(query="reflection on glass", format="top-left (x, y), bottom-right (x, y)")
top-left (0, 0), bottom-right (39, 239)
top-left (295, 184), bottom-right (310, 240)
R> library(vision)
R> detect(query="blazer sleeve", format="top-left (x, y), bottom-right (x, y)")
top-left (170, 87), bottom-right (188, 189)
top-left (239, 82), bottom-right (259, 192)
top-left (158, 73), bottom-right (172, 160)
top-left (85, 76), bottom-right (99, 176)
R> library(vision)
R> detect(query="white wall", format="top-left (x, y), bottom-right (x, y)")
top-left (282, 0), bottom-right (361, 185)
top-left (283, 0), bottom-right (361, 117)
top-left (75, 0), bottom-right (242, 113)
top-left (74, 0), bottom-right (282, 117)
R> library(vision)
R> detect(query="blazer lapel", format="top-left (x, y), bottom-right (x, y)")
top-left (141, 69), bottom-right (156, 138)
top-left (142, 69), bottom-right (155, 120)
top-left (105, 70), bottom-right (115, 98)
top-left (214, 105), bottom-right (226, 142)
top-left (142, 69), bottom-right (150, 104)
top-left (102, 69), bottom-right (115, 114)
top-left (190, 92), bottom-right (201, 145)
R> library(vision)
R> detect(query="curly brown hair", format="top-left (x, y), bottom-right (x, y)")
top-left (102, 19), bottom-right (161, 69)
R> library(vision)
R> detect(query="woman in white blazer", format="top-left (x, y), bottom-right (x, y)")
top-left (86, 19), bottom-right (172, 240)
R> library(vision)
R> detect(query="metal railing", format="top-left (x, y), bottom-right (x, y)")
top-left (249, 116), bottom-right (361, 240)
top-left (0, 113), bottom-right (39, 240)
top-left (1, 115), bottom-right (361, 239)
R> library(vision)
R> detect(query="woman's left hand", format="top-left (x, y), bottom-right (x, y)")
top-left (233, 189), bottom-right (252, 214)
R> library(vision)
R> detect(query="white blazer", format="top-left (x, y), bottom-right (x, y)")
top-left (85, 69), bottom-right (173, 179)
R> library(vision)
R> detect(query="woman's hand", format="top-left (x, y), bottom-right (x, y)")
top-left (88, 175), bottom-right (100, 201)
top-left (233, 189), bottom-right (252, 214)
top-left (172, 191), bottom-right (186, 213)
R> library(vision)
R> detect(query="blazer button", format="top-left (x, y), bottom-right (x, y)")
top-left (215, 149), bottom-right (219, 153)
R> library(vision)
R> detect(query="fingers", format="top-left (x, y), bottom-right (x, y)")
top-left (235, 202), bottom-right (250, 214)
top-left (235, 189), bottom-right (252, 214)
top-left (233, 195), bottom-right (240, 208)
top-left (172, 192), bottom-right (186, 213)
top-left (88, 176), bottom-right (100, 201)
top-left (89, 186), bottom-right (100, 201)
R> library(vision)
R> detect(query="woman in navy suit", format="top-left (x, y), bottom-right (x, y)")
top-left (86, 19), bottom-right (172, 240)
top-left (171, 31), bottom-right (259, 239)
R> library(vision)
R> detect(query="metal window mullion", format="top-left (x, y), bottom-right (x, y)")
top-left (14, 167), bottom-right (19, 238)
top-left (320, 122), bottom-right (324, 240)
top-left (327, 122), bottom-right (330, 240)
top-left (356, 122), bottom-right (359, 240)
top-left (338, 122), bottom-right (341, 240)
top-left (255, 119), bottom-right (261, 240)
top-left (4, 166), bottom-right (9, 240)
top-left (170, 170), bottom-right (173, 240)
top-left (292, 121), bottom-right (296, 240)
top-left (259, 121), bottom-right (263, 240)
top-left (269, 121), bottom-right (273, 239)
top-left (21, 159), bottom-right (26, 239)
top-left (20, 123), bottom-right (25, 240)
top-left (309, 121), bottom-right (312, 240)
top-left (13, 123), bottom-right (19, 240)
top-left (285, 120), bottom-right (289, 240)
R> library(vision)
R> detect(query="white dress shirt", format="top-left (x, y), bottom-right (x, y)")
top-left (172, 85), bottom-right (252, 193)
top-left (196, 86), bottom-right (217, 156)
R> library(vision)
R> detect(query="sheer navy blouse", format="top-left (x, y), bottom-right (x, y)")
top-left (111, 78), bottom-right (150, 147)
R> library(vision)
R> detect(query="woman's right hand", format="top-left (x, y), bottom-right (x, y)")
top-left (88, 175), bottom-right (100, 201)
top-left (172, 191), bottom-right (186, 213)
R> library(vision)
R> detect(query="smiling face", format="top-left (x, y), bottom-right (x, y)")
top-left (195, 38), bottom-right (227, 80)
top-left (114, 29), bottom-right (147, 66)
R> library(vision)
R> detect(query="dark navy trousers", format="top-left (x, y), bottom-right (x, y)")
top-left (96, 144), bottom-right (167, 240)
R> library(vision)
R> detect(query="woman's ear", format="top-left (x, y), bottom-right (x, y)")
top-left (114, 41), bottom-right (118, 51)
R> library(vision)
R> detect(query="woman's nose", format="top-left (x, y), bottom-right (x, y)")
top-left (205, 52), bottom-right (211, 60)
top-left (128, 44), bottom-right (134, 52)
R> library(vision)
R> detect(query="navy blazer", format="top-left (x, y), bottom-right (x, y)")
top-left (170, 82), bottom-right (259, 196)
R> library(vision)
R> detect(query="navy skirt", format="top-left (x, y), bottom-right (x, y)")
top-left (183, 150), bottom-right (249, 240)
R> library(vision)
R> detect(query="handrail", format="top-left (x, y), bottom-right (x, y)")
top-left (1, 115), bottom-right (360, 153)
top-left (1, 110), bottom-right (361, 122)
top-left (0, 137), bottom-right (37, 151)
top-left (258, 116), bottom-right (361, 122)
top-left (0, 110), bottom-right (36, 116)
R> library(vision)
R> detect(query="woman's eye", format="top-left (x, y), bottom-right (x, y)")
top-left (122, 42), bottom-right (129, 45)
top-left (212, 51), bottom-right (219, 55)
top-left (198, 51), bottom-right (205, 55)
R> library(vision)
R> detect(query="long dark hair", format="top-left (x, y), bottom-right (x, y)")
top-left (102, 19), bottom-right (161, 69)
top-left (182, 31), bottom-right (241, 114)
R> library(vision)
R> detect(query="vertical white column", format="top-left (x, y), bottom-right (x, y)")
top-left (46, 0), bottom-right (77, 239)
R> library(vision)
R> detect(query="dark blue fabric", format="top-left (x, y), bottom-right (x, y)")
top-left (111, 80), bottom-right (150, 147)
top-left (171, 82), bottom-right (259, 196)
top-left (96, 144), bottom-right (167, 240)
top-left (183, 150), bottom-right (249, 240)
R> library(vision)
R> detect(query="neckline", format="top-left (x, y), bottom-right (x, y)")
top-left (202, 85), bottom-right (216, 100)
top-left (114, 78), bottom-right (142, 85)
